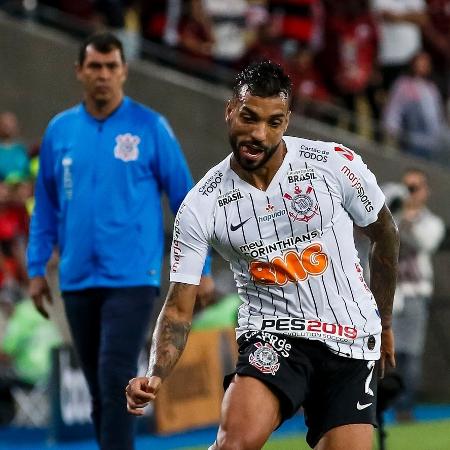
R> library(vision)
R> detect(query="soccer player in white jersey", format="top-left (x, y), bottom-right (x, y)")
top-left (126, 61), bottom-right (399, 449)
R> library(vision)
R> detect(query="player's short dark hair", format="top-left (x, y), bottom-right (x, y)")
top-left (232, 60), bottom-right (292, 102)
top-left (78, 32), bottom-right (125, 66)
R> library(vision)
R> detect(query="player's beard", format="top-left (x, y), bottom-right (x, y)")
top-left (229, 135), bottom-right (280, 172)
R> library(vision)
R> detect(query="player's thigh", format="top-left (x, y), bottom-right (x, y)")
top-left (305, 355), bottom-right (377, 448)
top-left (315, 423), bottom-right (373, 450)
top-left (216, 374), bottom-right (282, 449)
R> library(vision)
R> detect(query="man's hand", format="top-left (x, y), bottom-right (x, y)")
top-left (125, 376), bottom-right (161, 416)
top-left (196, 275), bottom-right (215, 310)
top-left (380, 327), bottom-right (396, 378)
top-left (29, 276), bottom-right (53, 319)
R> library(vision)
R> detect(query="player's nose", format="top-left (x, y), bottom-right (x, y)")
top-left (250, 122), bottom-right (267, 142)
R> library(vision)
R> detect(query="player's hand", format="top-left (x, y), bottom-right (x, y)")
top-left (125, 376), bottom-right (161, 416)
top-left (379, 327), bottom-right (396, 378)
top-left (29, 276), bottom-right (53, 319)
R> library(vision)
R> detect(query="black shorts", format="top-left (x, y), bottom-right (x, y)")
top-left (224, 331), bottom-right (378, 448)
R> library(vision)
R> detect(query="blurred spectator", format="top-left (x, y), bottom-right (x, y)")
top-left (371, 0), bottom-right (427, 90)
top-left (0, 296), bottom-right (62, 425)
top-left (177, 0), bottom-right (215, 61)
top-left (383, 51), bottom-right (445, 160)
top-left (0, 181), bottom-right (29, 306)
top-left (239, 13), bottom-right (287, 68)
top-left (0, 112), bottom-right (30, 182)
top-left (97, 0), bottom-right (128, 29)
top-left (421, 0), bottom-right (450, 102)
top-left (38, 0), bottom-right (98, 23)
top-left (39, 0), bottom-right (128, 28)
top-left (140, 0), bottom-right (182, 46)
top-left (288, 46), bottom-right (332, 118)
top-left (268, 0), bottom-right (324, 54)
top-left (391, 168), bottom-right (445, 421)
top-left (319, 0), bottom-right (379, 132)
top-left (435, 116), bottom-right (450, 167)
top-left (202, 0), bottom-right (248, 65)
top-left (1, 298), bottom-right (62, 387)
top-left (40, 1), bottom-right (141, 59)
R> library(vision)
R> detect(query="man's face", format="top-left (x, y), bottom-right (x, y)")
top-left (0, 112), bottom-right (19, 140)
top-left (226, 92), bottom-right (290, 171)
top-left (76, 46), bottom-right (127, 106)
top-left (402, 171), bottom-right (429, 207)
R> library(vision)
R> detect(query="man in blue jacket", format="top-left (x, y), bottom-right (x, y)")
top-left (27, 32), bottom-right (213, 450)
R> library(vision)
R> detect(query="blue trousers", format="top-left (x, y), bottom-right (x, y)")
top-left (62, 286), bottom-right (158, 450)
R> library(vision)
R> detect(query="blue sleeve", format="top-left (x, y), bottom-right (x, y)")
top-left (26, 127), bottom-right (59, 277)
top-left (152, 116), bottom-right (194, 212)
top-left (152, 116), bottom-right (211, 276)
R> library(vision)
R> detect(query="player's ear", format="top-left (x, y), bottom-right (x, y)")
top-left (122, 62), bottom-right (129, 80)
top-left (75, 62), bottom-right (83, 81)
top-left (225, 100), bottom-right (234, 123)
top-left (284, 110), bottom-right (291, 132)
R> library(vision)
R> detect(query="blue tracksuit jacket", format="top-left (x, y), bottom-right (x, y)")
top-left (27, 96), bottom-right (209, 290)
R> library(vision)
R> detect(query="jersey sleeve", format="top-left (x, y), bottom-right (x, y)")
top-left (170, 196), bottom-right (211, 285)
top-left (334, 145), bottom-right (385, 227)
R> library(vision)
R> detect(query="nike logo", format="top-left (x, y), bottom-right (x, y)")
top-left (230, 218), bottom-right (251, 231)
top-left (356, 401), bottom-right (373, 411)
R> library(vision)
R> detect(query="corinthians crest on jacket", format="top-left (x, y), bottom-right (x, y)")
top-left (114, 133), bottom-right (140, 162)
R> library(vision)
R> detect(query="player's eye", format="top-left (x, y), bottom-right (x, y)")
top-left (269, 121), bottom-right (282, 128)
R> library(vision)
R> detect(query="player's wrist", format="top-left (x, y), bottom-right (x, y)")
top-left (146, 365), bottom-right (167, 380)
top-left (381, 316), bottom-right (392, 330)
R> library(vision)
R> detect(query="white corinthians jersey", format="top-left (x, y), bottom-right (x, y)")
top-left (170, 137), bottom-right (385, 360)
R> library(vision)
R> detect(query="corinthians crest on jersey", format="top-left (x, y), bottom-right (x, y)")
top-left (283, 185), bottom-right (319, 222)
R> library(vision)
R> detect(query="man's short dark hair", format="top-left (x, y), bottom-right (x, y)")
top-left (404, 167), bottom-right (429, 183)
top-left (232, 60), bottom-right (292, 102)
top-left (78, 32), bottom-right (125, 66)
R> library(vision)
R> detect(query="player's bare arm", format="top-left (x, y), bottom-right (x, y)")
top-left (147, 282), bottom-right (197, 379)
top-left (357, 204), bottom-right (399, 377)
top-left (125, 282), bottom-right (198, 415)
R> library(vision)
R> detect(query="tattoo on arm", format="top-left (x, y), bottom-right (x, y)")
top-left (360, 205), bottom-right (399, 329)
top-left (146, 283), bottom-right (195, 380)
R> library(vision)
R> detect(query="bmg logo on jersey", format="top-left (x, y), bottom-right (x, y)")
top-left (249, 243), bottom-right (328, 285)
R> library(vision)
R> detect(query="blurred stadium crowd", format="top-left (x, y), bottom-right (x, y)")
top-left (2, 0), bottom-right (450, 163)
top-left (0, 0), bottom-right (450, 431)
